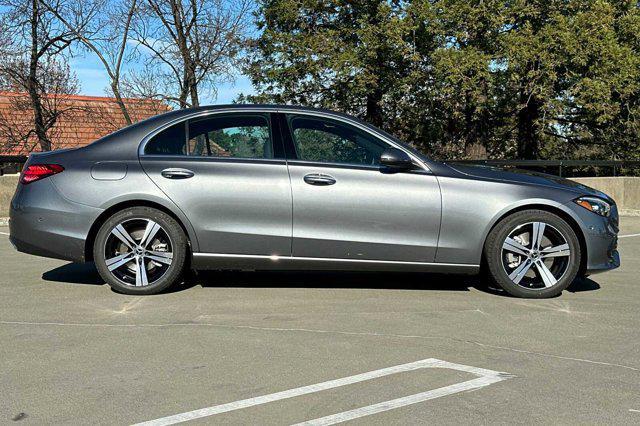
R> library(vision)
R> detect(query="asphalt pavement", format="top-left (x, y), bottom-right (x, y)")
top-left (1, 219), bottom-right (639, 425)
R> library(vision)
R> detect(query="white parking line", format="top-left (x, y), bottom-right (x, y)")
top-left (132, 358), bottom-right (510, 426)
top-left (619, 233), bottom-right (640, 239)
top-left (0, 231), bottom-right (9, 236)
top-left (293, 375), bottom-right (502, 426)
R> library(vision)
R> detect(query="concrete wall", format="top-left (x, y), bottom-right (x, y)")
top-left (0, 175), bottom-right (18, 218)
top-left (0, 174), bottom-right (638, 218)
top-left (572, 177), bottom-right (640, 214)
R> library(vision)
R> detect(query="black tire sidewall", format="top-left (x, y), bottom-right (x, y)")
top-left (485, 210), bottom-right (581, 298)
top-left (93, 207), bottom-right (187, 295)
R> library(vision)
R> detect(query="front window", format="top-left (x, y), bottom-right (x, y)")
top-left (288, 116), bottom-right (386, 166)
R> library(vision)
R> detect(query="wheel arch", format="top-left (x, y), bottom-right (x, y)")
top-left (85, 199), bottom-right (197, 262)
top-left (482, 202), bottom-right (588, 276)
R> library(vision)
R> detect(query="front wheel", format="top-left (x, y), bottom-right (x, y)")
top-left (93, 206), bottom-right (188, 295)
top-left (484, 210), bottom-right (581, 298)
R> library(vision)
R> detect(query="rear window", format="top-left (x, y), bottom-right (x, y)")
top-left (187, 115), bottom-right (273, 159)
top-left (144, 114), bottom-right (273, 159)
top-left (145, 122), bottom-right (186, 155)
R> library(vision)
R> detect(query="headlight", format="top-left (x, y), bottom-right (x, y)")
top-left (574, 196), bottom-right (611, 217)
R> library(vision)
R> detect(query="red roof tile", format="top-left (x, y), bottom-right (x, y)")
top-left (0, 92), bottom-right (170, 155)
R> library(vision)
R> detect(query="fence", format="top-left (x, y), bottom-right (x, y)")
top-left (0, 155), bottom-right (27, 176)
top-left (446, 159), bottom-right (640, 177)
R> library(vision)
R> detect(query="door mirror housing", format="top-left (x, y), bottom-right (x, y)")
top-left (380, 148), bottom-right (414, 170)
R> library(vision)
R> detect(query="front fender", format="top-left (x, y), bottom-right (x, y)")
top-left (480, 198), bottom-right (585, 253)
top-left (435, 175), bottom-right (583, 265)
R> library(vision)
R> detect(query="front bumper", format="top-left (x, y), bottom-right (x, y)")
top-left (587, 249), bottom-right (620, 275)
top-left (9, 179), bottom-right (102, 262)
top-left (567, 201), bottom-right (620, 275)
top-left (584, 232), bottom-right (619, 275)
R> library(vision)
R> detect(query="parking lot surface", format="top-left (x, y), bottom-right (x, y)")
top-left (1, 218), bottom-right (640, 424)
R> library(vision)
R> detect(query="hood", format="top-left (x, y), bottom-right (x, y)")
top-left (447, 163), bottom-right (612, 201)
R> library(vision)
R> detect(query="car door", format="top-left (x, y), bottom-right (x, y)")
top-left (139, 112), bottom-right (292, 256)
top-left (281, 113), bottom-right (441, 263)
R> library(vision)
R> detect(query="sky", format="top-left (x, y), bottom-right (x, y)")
top-left (70, 53), bottom-right (256, 105)
top-left (0, 1), bottom-right (258, 105)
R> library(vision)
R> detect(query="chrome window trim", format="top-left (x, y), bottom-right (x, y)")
top-left (141, 155), bottom-right (287, 166)
top-left (141, 109), bottom-right (275, 160)
top-left (137, 107), bottom-right (432, 174)
top-left (285, 159), bottom-right (431, 174)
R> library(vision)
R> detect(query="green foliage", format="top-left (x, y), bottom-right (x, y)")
top-left (189, 126), bottom-right (270, 158)
top-left (292, 120), bottom-right (383, 164)
top-left (244, 0), bottom-right (640, 161)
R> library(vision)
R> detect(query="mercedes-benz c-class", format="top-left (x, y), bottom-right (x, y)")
top-left (9, 105), bottom-right (620, 297)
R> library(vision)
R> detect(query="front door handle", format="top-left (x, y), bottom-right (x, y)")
top-left (303, 173), bottom-right (336, 186)
top-left (161, 168), bottom-right (195, 179)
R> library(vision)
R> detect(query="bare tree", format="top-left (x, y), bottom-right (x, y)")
top-left (129, 0), bottom-right (252, 108)
top-left (0, 59), bottom-right (80, 153)
top-left (40, 0), bottom-right (138, 124)
top-left (0, 0), bottom-right (84, 151)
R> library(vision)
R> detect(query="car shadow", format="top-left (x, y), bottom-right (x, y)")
top-left (193, 270), bottom-right (477, 292)
top-left (566, 276), bottom-right (601, 293)
top-left (41, 262), bottom-right (601, 296)
top-left (42, 262), bottom-right (104, 285)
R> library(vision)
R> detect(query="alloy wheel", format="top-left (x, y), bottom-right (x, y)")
top-left (104, 218), bottom-right (173, 287)
top-left (501, 221), bottom-right (571, 289)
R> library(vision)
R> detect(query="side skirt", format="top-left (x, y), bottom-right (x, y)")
top-left (191, 253), bottom-right (479, 274)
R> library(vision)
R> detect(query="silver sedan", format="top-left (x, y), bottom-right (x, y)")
top-left (9, 105), bottom-right (620, 297)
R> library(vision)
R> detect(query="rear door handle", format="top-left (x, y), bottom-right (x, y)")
top-left (161, 168), bottom-right (195, 179)
top-left (303, 173), bottom-right (336, 186)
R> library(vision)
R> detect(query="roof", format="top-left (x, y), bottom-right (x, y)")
top-left (141, 103), bottom-right (424, 157)
top-left (0, 92), bottom-right (170, 155)
top-left (156, 103), bottom-right (363, 119)
top-left (135, 103), bottom-right (388, 139)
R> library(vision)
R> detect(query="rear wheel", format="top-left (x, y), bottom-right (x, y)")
top-left (93, 207), bottom-right (187, 295)
top-left (484, 210), bottom-right (581, 298)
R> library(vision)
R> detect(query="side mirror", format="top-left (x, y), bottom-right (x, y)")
top-left (380, 148), bottom-right (413, 170)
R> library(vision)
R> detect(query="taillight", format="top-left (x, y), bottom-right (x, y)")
top-left (20, 164), bottom-right (64, 184)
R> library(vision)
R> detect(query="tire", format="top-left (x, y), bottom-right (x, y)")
top-left (484, 210), bottom-right (581, 298)
top-left (93, 206), bottom-right (188, 295)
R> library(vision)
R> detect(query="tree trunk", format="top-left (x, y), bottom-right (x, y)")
top-left (178, 66), bottom-right (190, 108)
top-left (517, 93), bottom-right (541, 159)
top-left (178, 80), bottom-right (190, 109)
top-left (28, 0), bottom-right (51, 151)
top-left (188, 65), bottom-right (199, 107)
top-left (362, 3), bottom-right (384, 129)
top-left (111, 82), bottom-right (132, 125)
top-left (169, 0), bottom-right (194, 109)
top-left (463, 91), bottom-right (477, 156)
top-left (365, 87), bottom-right (383, 128)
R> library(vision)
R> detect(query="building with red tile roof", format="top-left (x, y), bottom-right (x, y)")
top-left (0, 92), bottom-right (170, 155)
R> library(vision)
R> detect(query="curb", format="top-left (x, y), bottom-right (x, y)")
top-left (620, 209), bottom-right (640, 217)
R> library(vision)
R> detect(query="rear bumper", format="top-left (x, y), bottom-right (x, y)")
top-left (9, 179), bottom-right (102, 262)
